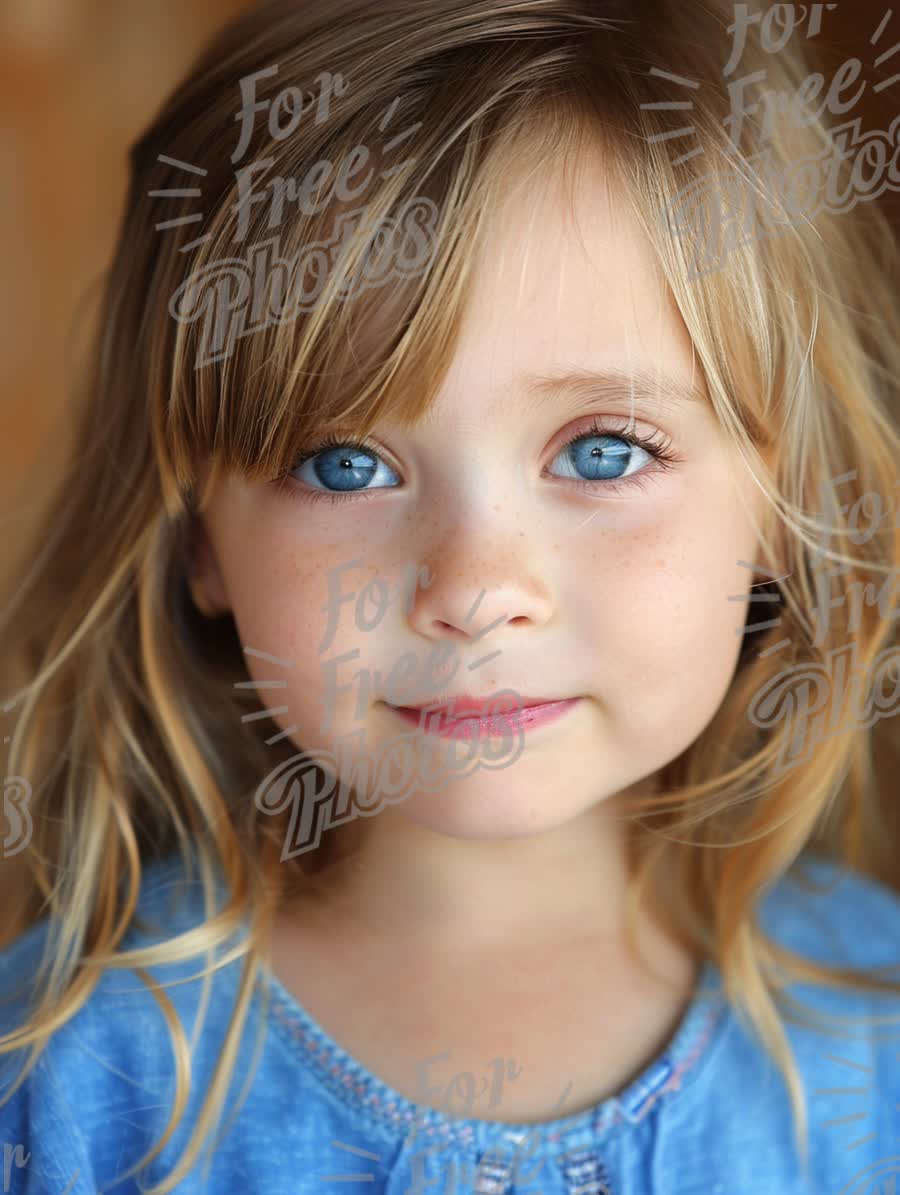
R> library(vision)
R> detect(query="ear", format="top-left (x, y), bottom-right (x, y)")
top-left (185, 513), bottom-right (231, 617)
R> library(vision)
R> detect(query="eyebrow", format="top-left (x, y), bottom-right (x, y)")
top-left (519, 367), bottom-right (708, 418)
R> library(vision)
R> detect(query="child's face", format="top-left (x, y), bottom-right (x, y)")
top-left (193, 146), bottom-right (769, 844)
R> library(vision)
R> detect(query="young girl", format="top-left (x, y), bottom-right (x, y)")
top-left (1, 0), bottom-right (899, 1192)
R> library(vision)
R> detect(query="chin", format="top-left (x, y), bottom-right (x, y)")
top-left (389, 774), bottom-right (610, 840)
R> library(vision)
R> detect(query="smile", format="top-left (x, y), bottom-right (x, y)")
top-left (385, 697), bottom-right (582, 740)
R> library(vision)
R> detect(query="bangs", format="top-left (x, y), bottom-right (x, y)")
top-left (158, 51), bottom-right (606, 513)
top-left (146, 0), bottom-right (788, 521)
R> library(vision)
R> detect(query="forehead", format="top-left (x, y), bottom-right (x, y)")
top-left (422, 143), bottom-right (703, 426)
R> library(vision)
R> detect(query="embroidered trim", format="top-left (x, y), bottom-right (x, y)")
top-left (472, 1154), bottom-right (516, 1194)
top-left (263, 971), bottom-right (727, 1153)
top-left (559, 1146), bottom-right (614, 1195)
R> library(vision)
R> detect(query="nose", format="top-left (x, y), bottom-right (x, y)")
top-left (405, 543), bottom-right (555, 645)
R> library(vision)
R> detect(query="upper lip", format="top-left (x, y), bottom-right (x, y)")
top-left (390, 694), bottom-right (566, 715)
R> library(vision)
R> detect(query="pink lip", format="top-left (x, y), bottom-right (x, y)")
top-left (386, 697), bottom-right (582, 740)
top-left (399, 693), bottom-right (557, 715)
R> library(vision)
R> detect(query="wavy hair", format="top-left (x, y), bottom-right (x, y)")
top-left (1, 0), bottom-right (899, 1189)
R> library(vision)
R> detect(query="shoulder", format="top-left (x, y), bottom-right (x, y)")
top-left (0, 848), bottom-right (240, 1012)
top-left (758, 851), bottom-right (900, 972)
top-left (761, 853), bottom-right (900, 1178)
top-left (673, 855), bottom-right (900, 1190)
top-left (0, 851), bottom-right (251, 1191)
top-left (0, 848), bottom-right (248, 1043)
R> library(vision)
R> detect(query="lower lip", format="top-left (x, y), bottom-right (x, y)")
top-left (386, 698), bottom-right (582, 740)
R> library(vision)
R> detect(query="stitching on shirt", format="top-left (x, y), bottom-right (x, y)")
top-left (262, 976), bottom-right (727, 1153)
top-left (631, 1003), bottom-right (727, 1121)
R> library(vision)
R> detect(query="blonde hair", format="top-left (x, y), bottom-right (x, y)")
top-left (2, 0), bottom-right (899, 1189)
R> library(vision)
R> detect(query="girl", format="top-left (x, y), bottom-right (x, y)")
top-left (1, 1), bottom-right (899, 1192)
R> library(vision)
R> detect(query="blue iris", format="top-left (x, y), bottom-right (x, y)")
top-left (564, 434), bottom-right (632, 480)
top-left (298, 432), bottom-right (637, 494)
top-left (309, 447), bottom-right (385, 492)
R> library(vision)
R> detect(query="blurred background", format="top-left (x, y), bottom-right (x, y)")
top-left (0, 0), bottom-right (255, 605)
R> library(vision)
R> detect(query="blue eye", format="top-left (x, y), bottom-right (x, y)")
top-left (290, 440), bottom-right (400, 495)
top-left (277, 420), bottom-right (679, 506)
top-left (547, 432), bottom-right (651, 482)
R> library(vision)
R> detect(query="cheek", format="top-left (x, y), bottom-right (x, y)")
top-left (224, 540), bottom-right (402, 752)
top-left (220, 539), bottom-right (345, 738)
top-left (584, 501), bottom-right (761, 744)
top-left (226, 551), bottom-right (321, 665)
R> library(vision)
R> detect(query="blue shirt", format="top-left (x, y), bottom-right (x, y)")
top-left (1, 849), bottom-right (898, 1194)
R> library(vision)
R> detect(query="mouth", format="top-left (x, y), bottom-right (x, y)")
top-left (394, 694), bottom-right (560, 715)
top-left (384, 694), bottom-right (582, 739)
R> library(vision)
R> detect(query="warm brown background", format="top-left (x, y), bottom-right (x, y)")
top-left (0, 0), bottom-right (255, 608)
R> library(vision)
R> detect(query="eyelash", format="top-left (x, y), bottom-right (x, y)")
top-left (273, 418), bottom-right (682, 507)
